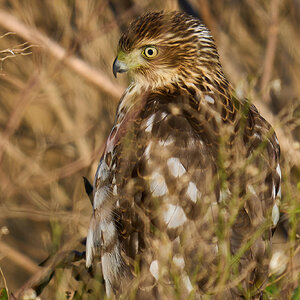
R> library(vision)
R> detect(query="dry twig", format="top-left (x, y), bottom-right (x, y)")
top-left (0, 241), bottom-right (40, 274)
top-left (260, 0), bottom-right (280, 103)
top-left (0, 41), bottom-right (35, 70)
top-left (198, 0), bottom-right (217, 34)
top-left (0, 73), bottom-right (40, 165)
top-left (0, 9), bottom-right (124, 99)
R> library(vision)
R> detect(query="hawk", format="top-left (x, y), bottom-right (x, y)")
top-left (86, 11), bottom-right (281, 299)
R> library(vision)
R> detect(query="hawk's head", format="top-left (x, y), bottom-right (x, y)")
top-left (113, 11), bottom-right (223, 90)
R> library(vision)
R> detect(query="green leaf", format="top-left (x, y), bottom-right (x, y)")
top-left (0, 288), bottom-right (8, 300)
top-left (292, 286), bottom-right (300, 300)
top-left (0, 268), bottom-right (8, 300)
top-left (264, 281), bottom-right (279, 296)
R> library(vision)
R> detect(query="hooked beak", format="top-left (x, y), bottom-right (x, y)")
top-left (112, 57), bottom-right (128, 78)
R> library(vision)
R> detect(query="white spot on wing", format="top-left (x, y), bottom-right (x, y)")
top-left (219, 188), bottom-right (231, 202)
top-left (113, 185), bottom-right (117, 196)
top-left (214, 244), bottom-right (219, 254)
top-left (131, 232), bottom-right (138, 255)
top-left (173, 255), bottom-right (185, 269)
top-left (187, 182), bottom-right (199, 203)
top-left (269, 250), bottom-right (287, 275)
top-left (144, 141), bottom-right (152, 159)
top-left (248, 185), bottom-right (257, 197)
top-left (145, 114), bottom-right (155, 132)
top-left (182, 274), bottom-right (193, 293)
top-left (204, 95), bottom-right (215, 104)
top-left (161, 112), bottom-right (167, 119)
top-left (150, 260), bottom-right (159, 280)
top-left (277, 185), bottom-right (282, 198)
top-left (167, 157), bottom-right (186, 177)
top-left (276, 164), bottom-right (282, 179)
top-left (163, 204), bottom-right (187, 229)
top-left (159, 136), bottom-right (175, 146)
top-left (272, 203), bottom-right (280, 226)
top-left (272, 183), bottom-right (276, 199)
top-left (150, 172), bottom-right (168, 197)
top-left (170, 105), bottom-right (181, 115)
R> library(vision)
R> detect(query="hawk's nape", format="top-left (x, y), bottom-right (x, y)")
top-left (86, 11), bottom-right (281, 299)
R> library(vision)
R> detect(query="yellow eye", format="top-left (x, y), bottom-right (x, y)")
top-left (142, 46), bottom-right (158, 59)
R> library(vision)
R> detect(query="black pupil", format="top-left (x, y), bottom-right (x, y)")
top-left (147, 49), bottom-right (153, 56)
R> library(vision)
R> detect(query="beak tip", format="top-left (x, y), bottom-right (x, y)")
top-left (112, 57), bottom-right (127, 78)
top-left (113, 57), bottom-right (118, 78)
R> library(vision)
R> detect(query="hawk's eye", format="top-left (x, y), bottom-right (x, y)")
top-left (142, 46), bottom-right (158, 59)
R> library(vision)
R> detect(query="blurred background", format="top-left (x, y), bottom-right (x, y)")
top-left (0, 0), bottom-right (299, 298)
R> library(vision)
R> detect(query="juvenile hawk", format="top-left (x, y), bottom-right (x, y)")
top-left (86, 11), bottom-right (281, 299)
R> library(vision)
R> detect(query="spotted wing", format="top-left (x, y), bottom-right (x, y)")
top-left (113, 91), bottom-right (220, 296)
top-left (87, 89), bottom-right (281, 298)
top-left (227, 102), bottom-right (281, 294)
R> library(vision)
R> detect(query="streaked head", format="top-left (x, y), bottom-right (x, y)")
top-left (113, 11), bottom-right (221, 89)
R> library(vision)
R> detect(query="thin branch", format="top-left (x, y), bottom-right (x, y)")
top-left (0, 241), bottom-right (40, 274)
top-left (0, 73), bottom-right (40, 166)
top-left (0, 132), bottom-right (103, 197)
top-left (198, 0), bottom-right (217, 34)
top-left (260, 0), bottom-right (280, 103)
top-left (0, 208), bottom-right (90, 223)
top-left (0, 42), bottom-right (36, 56)
top-left (0, 266), bottom-right (9, 292)
top-left (31, 143), bottom-right (105, 188)
top-left (0, 31), bottom-right (16, 39)
top-left (0, 9), bottom-right (124, 99)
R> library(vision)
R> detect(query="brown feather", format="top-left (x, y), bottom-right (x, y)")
top-left (86, 11), bottom-right (281, 299)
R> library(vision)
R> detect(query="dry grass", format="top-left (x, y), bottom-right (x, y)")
top-left (0, 0), bottom-right (299, 299)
